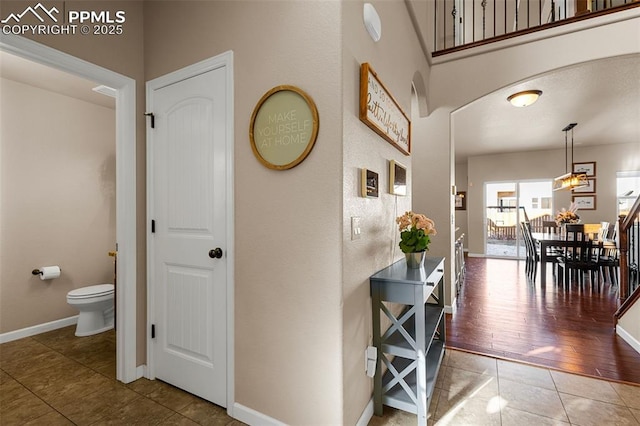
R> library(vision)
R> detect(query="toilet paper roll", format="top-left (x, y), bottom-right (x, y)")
top-left (40, 266), bottom-right (61, 280)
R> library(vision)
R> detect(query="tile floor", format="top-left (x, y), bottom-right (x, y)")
top-left (0, 326), bottom-right (240, 425)
top-left (372, 349), bottom-right (640, 425)
top-left (2, 326), bottom-right (640, 425)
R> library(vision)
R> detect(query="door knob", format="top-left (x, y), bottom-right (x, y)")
top-left (209, 248), bottom-right (223, 259)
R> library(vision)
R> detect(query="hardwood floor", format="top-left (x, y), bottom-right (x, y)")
top-left (446, 256), bottom-right (640, 384)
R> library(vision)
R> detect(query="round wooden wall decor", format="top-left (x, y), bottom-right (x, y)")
top-left (249, 85), bottom-right (319, 170)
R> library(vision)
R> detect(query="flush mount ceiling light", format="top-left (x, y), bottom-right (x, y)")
top-left (363, 3), bottom-right (382, 42)
top-left (553, 122), bottom-right (588, 191)
top-left (507, 90), bottom-right (542, 107)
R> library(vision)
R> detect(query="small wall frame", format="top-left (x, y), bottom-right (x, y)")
top-left (572, 195), bottom-right (596, 210)
top-left (361, 168), bottom-right (379, 198)
top-left (455, 191), bottom-right (467, 211)
top-left (572, 178), bottom-right (596, 194)
top-left (573, 161), bottom-right (596, 177)
top-left (389, 160), bottom-right (407, 196)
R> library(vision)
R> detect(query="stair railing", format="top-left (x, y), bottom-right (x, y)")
top-left (614, 194), bottom-right (640, 324)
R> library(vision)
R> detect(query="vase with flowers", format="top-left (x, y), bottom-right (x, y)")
top-left (396, 211), bottom-right (437, 269)
top-left (555, 202), bottom-right (580, 236)
top-left (555, 202), bottom-right (580, 225)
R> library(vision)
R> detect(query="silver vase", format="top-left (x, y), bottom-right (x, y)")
top-left (405, 252), bottom-right (426, 269)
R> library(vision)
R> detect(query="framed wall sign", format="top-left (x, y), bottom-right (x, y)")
top-left (361, 168), bottom-right (379, 198)
top-left (573, 161), bottom-right (596, 177)
top-left (249, 85), bottom-right (319, 170)
top-left (572, 178), bottom-right (596, 194)
top-left (359, 63), bottom-right (411, 156)
top-left (455, 191), bottom-right (467, 211)
top-left (572, 195), bottom-right (596, 210)
top-left (389, 160), bottom-right (407, 196)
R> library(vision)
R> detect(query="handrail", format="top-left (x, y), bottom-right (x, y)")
top-left (622, 195), bottom-right (640, 231)
top-left (614, 194), bottom-right (640, 324)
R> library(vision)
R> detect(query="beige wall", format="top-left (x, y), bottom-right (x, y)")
top-left (619, 301), bottom-right (640, 350)
top-left (0, 78), bottom-right (116, 332)
top-left (465, 142), bottom-right (640, 255)
top-left (412, 107), bottom-right (457, 306)
top-left (341, 0), bottom-right (430, 423)
top-left (145, 2), bottom-right (344, 424)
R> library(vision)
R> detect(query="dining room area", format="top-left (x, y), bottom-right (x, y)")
top-left (450, 174), bottom-right (640, 385)
top-left (446, 156), bottom-right (640, 397)
top-left (448, 54), bottom-right (640, 392)
top-left (523, 217), bottom-right (619, 288)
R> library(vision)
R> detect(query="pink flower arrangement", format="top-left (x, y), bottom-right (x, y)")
top-left (396, 211), bottom-right (437, 253)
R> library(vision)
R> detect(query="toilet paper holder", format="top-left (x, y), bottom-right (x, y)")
top-left (32, 268), bottom-right (62, 276)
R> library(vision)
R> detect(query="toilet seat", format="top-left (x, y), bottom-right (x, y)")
top-left (67, 284), bottom-right (114, 300)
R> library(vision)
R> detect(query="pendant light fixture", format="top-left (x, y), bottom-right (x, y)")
top-left (552, 123), bottom-right (588, 191)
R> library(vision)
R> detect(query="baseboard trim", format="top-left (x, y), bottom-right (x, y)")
top-left (0, 316), bottom-right (78, 344)
top-left (136, 364), bottom-right (147, 380)
top-left (445, 298), bottom-right (457, 315)
top-left (232, 403), bottom-right (286, 426)
top-left (467, 253), bottom-right (485, 258)
top-left (616, 324), bottom-right (640, 355)
top-left (356, 398), bottom-right (374, 426)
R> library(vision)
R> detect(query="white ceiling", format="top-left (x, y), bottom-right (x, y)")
top-left (452, 54), bottom-right (640, 162)
top-left (0, 51), bottom-right (115, 109)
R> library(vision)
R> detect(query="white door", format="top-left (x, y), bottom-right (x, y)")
top-left (148, 62), bottom-right (229, 406)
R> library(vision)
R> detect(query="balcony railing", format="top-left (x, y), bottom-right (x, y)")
top-left (433, 0), bottom-right (640, 55)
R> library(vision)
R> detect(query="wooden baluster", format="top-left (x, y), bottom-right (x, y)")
top-left (618, 214), bottom-right (629, 303)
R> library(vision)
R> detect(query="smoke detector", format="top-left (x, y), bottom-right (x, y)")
top-left (363, 3), bottom-right (382, 42)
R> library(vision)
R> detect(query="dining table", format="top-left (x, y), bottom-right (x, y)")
top-left (531, 232), bottom-right (617, 285)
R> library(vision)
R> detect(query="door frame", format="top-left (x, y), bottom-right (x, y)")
top-left (0, 34), bottom-right (138, 382)
top-left (145, 52), bottom-right (235, 412)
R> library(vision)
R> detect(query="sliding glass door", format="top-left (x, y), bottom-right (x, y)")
top-left (485, 180), bottom-right (553, 258)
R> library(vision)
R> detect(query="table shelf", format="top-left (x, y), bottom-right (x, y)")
top-left (381, 340), bottom-right (445, 414)
top-left (381, 304), bottom-right (444, 359)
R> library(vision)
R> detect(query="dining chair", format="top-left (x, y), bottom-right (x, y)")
top-left (596, 228), bottom-right (619, 285)
top-left (598, 221), bottom-right (610, 241)
top-left (584, 223), bottom-right (601, 240)
top-left (565, 223), bottom-right (586, 241)
top-left (522, 222), bottom-right (542, 281)
top-left (608, 223), bottom-right (617, 240)
top-left (558, 239), bottom-right (603, 289)
top-left (535, 222), bottom-right (563, 270)
top-left (521, 221), bottom-right (560, 282)
top-left (520, 223), bottom-right (533, 278)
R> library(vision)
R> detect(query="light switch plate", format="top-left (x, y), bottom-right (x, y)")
top-left (351, 217), bottom-right (362, 240)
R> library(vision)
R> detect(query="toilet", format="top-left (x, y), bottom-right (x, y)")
top-left (66, 284), bottom-right (115, 337)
